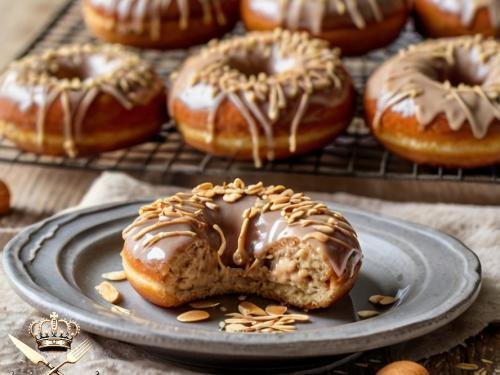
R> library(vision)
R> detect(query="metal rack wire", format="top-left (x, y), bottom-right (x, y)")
top-left (0, 0), bottom-right (498, 184)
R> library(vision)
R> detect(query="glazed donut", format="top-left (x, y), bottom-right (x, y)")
top-left (169, 29), bottom-right (355, 167)
top-left (240, 0), bottom-right (411, 55)
top-left (414, 0), bottom-right (500, 38)
top-left (364, 36), bottom-right (500, 168)
top-left (0, 44), bottom-right (166, 157)
top-left (121, 179), bottom-right (362, 309)
top-left (82, 0), bottom-right (240, 49)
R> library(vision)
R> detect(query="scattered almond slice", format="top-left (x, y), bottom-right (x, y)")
top-left (357, 310), bottom-right (380, 319)
top-left (95, 281), bottom-right (121, 304)
top-left (189, 300), bottom-right (220, 309)
top-left (111, 305), bottom-right (130, 315)
top-left (238, 301), bottom-right (267, 316)
top-left (177, 310), bottom-right (210, 323)
top-left (379, 296), bottom-right (396, 306)
top-left (225, 323), bottom-right (249, 332)
top-left (286, 314), bottom-right (310, 321)
top-left (101, 270), bottom-right (127, 281)
top-left (265, 305), bottom-right (287, 315)
top-left (369, 294), bottom-right (397, 306)
top-left (368, 295), bottom-right (384, 304)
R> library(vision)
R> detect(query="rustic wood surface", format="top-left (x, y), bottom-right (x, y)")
top-left (0, 1), bottom-right (498, 374)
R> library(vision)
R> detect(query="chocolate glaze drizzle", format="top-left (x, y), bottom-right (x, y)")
top-left (169, 29), bottom-right (351, 167)
top-left (246, 0), bottom-right (407, 31)
top-left (0, 44), bottom-right (161, 157)
top-left (367, 35), bottom-right (500, 138)
top-left (428, 0), bottom-right (500, 30)
top-left (86, 0), bottom-right (228, 39)
top-left (122, 179), bottom-right (362, 280)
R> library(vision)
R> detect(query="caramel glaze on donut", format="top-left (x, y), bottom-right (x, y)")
top-left (82, 0), bottom-right (240, 49)
top-left (241, 0), bottom-right (411, 55)
top-left (169, 29), bottom-right (355, 168)
top-left (364, 36), bottom-right (500, 168)
top-left (0, 44), bottom-right (166, 157)
top-left (414, 0), bottom-right (500, 38)
top-left (122, 179), bottom-right (362, 309)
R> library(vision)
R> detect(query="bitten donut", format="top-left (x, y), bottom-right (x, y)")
top-left (241, 0), bottom-right (410, 55)
top-left (122, 179), bottom-right (362, 309)
top-left (364, 36), bottom-right (500, 168)
top-left (169, 29), bottom-right (355, 167)
top-left (82, 0), bottom-right (240, 49)
top-left (0, 44), bottom-right (166, 157)
top-left (414, 0), bottom-right (500, 38)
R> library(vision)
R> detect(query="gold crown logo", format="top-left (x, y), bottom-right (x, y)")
top-left (29, 312), bottom-right (80, 351)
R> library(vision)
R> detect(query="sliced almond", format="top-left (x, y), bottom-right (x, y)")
top-left (368, 295), bottom-right (384, 304)
top-left (265, 305), bottom-right (287, 316)
top-left (189, 300), bottom-right (220, 309)
top-left (286, 314), bottom-right (310, 321)
top-left (225, 318), bottom-right (253, 324)
top-left (357, 310), bottom-right (380, 319)
top-left (101, 270), bottom-right (127, 281)
top-left (95, 281), bottom-right (121, 304)
top-left (238, 301), bottom-right (267, 316)
top-left (111, 305), bottom-right (130, 315)
top-left (225, 323), bottom-right (250, 332)
top-left (379, 296), bottom-right (396, 306)
top-left (177, 310), bottom-right (210, 323)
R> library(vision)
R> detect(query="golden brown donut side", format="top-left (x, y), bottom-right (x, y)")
top-left (82, 0), bottom-right (240, 49)
top-left (413, 0), bottom-right (497, 38)
top-left (171, 83), bottom-right (356, 161)
top-left (0, 86), bottom-right (166, 156)
top-left (240, 0), bottom-right (410, 55)
top-left (364, 99), bottom-right (500, 168)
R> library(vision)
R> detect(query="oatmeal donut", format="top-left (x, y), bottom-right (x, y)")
top-left (241, 0), bottom-right (411, 55)
top-left (82, 0), bottom-right (240, 49)
top-left (364, 36), bottom-right (500, 168)
top-left (414, 0), bottom-right (500, 38)
top-left (0, 44), bottom-right (166, 157)
top-left (122, 179), bottom-right (362, 310)
top-left (169, 29), bottom-right (356, 167)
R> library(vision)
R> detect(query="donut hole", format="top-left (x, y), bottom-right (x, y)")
top-left (49, 55), bottom-right (125, 82)
top-left (226, 54), bottom-right (297, 78)
top-left (432, 50), bottom-right (488, 87)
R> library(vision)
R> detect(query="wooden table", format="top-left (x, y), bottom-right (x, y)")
top-left (0, 2), bottom-right (498, 374)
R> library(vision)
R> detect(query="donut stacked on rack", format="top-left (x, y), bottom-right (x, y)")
top-left (169, 29), bottom-right (356, 167)
top-left (241, 0), bottom-right (411, 55)
top-left (82, 0), bottom-right (240, 48)
top-left (364, 35), bottom-right (500, 168)
top-left (0, 44), bottom-right (166, 157)
top-left (414, 0), bottom-right (500, 37)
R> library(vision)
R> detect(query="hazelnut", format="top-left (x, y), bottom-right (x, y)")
top-left (376, 361), bottom-right (429, 375)
top-left (0, 179), bottom-right (10, 215)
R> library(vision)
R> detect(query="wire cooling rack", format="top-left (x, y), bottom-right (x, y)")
top-left (0, 0), bottom-right (498, 184)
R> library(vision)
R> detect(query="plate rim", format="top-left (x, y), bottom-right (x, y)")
top-left (2, 199), bottom-right (482, 358)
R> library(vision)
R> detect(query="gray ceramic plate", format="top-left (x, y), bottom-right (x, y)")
top-left (3, 200), bottom-right (481, 369)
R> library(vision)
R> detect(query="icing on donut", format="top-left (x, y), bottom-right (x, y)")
top-left (428, 0), bottom-right (500, 30)
top-left (0, 44), bottom-right (162, 157)
top-left (246, 0), bottom-right (406, 31)
top-left (85, 0), bottom-right (229, 40)
top-left (169, 29), bottom-right (351, 167)
top-left (367, 35), bottom-right (500, 139)
top-left (123, 179), bottom-right (362, 280)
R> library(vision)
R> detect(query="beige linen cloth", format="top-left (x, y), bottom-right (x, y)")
top-left (1, 171), bottom-right (499, 374)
